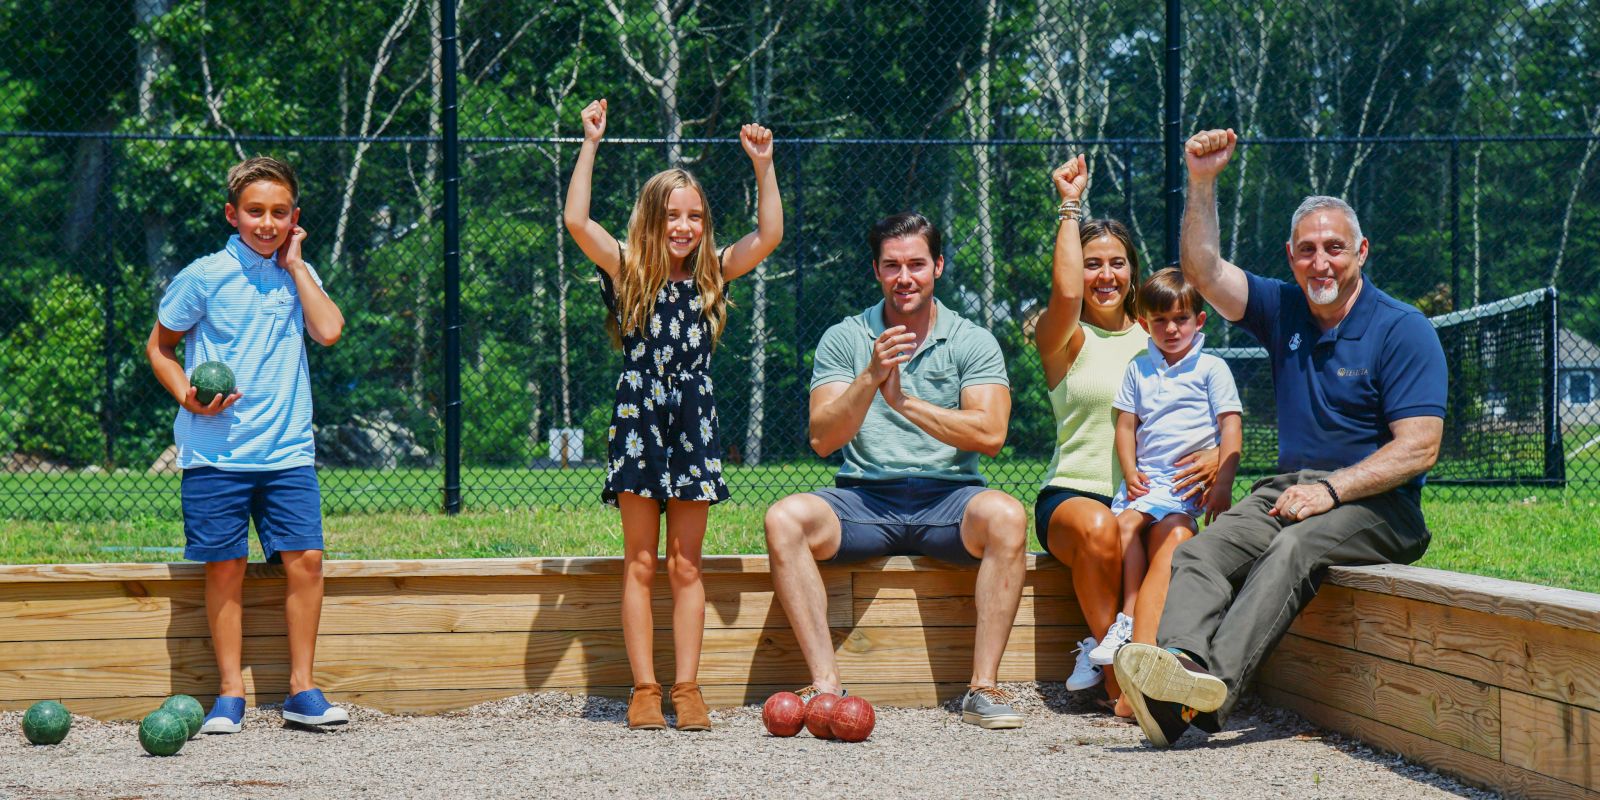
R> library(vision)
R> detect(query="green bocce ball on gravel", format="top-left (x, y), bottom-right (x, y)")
top-left (22, 700), bottom-right (71, 745)
top-left (161, 695), bottom-right (204, 739)
top-left (190, 361), bottom-right (235, 406)
top-left (138, 709), bottom-right (188, 757)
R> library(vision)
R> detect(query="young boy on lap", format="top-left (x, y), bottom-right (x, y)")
top-left (1089, 269), bottom-right (1242, 673)
top-left (145, 156), bottom-right (348, 733)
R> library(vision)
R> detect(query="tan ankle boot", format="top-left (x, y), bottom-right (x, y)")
top-left (671, 682), bottom-right (712, 731)
top-left (627, 683), bottom-right (666, 730)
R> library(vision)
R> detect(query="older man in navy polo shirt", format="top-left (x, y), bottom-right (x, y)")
top-left (1114, 128), bottom-right (1448, 748)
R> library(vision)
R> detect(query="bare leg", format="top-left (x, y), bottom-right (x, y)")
top-left (663, 499), bottom-right (708, 685)
top-left (205, 557), bottom-right (248, 697)
top-left (618, 492), bottom-right (662, 685)
top-left (279, 549), bottom-right (325, 695)
top-left (1044, 498), bottom-right (1122, 699)
top-left (1132, 514), bottom-right (1196, 645)
top-left (960, 490), bottom-right (1027, 687)
top-left (1114, 513), bottom-right (1197, 718)
top-left (1115, 509), bottom-right (1155, 616)
top-left (764, 493), bottom-right (843, 693)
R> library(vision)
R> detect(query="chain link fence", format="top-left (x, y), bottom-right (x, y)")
top-left (1, 0), bottom-right (1596, 520)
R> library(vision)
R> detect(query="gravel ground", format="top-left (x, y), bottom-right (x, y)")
top-left (1, 685), bottom-right (1492, 800)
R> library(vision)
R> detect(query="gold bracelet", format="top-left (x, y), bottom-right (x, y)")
top-left (1057, 199), bottom-right (1082, 222)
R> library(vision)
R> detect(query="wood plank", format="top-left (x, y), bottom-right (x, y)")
top-left (0, 572), bottom-right (850, 641)
top-left (0, 554), bottom-right (1065, 583)
top-left (1285, 584), bottom-right (1357, 649)
top-left (1502, 690), bottom-right (1600, 791)
top-left (0, 626), bottom-right (1081, 702)
top-left (1261, 686), bottom-right (1598, 800)
top-left (1259, 634), bottom-right (1501, 758)
top-left (852, 596), bottom-right (1083, 628)
top-left (851, 570), bottom-right (1083, 627)
top-left (1346, 590), bottom-right (1600, 713)
top-left (1329, 564), bottom-right (1600, 637)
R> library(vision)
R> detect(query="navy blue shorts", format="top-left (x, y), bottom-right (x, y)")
top-left (180, 466), bottom-right (325, 562)
top-left (1033, 485), bottom-right (1113, 552)
top-left (810, 478), bottom-right (988, 565)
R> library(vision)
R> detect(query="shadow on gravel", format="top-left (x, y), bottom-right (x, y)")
top-left (579, 695), bottom-right (627, 723)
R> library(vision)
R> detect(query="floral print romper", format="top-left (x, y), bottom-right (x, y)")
top-left (599, 265), bottom-right (730, 508)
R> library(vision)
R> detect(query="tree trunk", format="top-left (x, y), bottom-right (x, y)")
top-left (63, 129), bottom-right (109, 255)
top-left (413, 0), bottom-right (443, 411)
top-left (742, 0), bottom-right (775, 464)
top-left (134, 0), bottom-right (173, 281)
top-left (655, 0), bottom-right (683, 165)
top-left (970, 0), bottom-right (998, 328)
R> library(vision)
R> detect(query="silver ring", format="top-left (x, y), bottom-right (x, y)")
top-left (1289, 505), bottom-right (1303, 517)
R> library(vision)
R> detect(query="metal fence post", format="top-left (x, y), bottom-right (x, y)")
top-left (442, 0), bottom-right (462, 514)
top-left (1163, 0), bottom-right (1183, 267)
top-left (1450, 140), bottom-right (1460, 310)
top-left (1544, 287), bottom-right (1566, 486)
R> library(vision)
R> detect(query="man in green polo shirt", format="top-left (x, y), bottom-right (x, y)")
top-left (765, 212), bottom-right (1029, 729)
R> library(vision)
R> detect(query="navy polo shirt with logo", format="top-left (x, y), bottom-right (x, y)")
top-left (1233, 271), bottom-right (1447, 500)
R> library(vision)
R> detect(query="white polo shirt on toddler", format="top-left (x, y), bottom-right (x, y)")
top-left (1110, 332), bottom-right (1241, 518)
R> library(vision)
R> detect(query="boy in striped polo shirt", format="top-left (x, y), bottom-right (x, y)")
top-left (146, 156), bottom-right (348, 733)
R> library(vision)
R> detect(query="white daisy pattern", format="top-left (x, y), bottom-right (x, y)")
top-left (595, 267), bottom-right (729, 509)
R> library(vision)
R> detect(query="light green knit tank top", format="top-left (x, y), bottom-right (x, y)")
top-left (1042, 322), bottom-right (1151, 496)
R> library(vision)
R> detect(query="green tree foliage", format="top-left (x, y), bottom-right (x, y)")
top-left (0, 0), bottom-right (1595, 499)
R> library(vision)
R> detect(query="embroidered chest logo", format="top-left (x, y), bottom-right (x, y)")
top-left (1288, 332), bottom-right (1302, 351)
top-left (1337, 367), bottom-right (1369, 378)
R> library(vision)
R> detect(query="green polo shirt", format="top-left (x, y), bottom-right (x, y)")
top-left (810, 299), bottom-right (1010, 484)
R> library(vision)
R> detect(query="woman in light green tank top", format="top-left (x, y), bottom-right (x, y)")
top-left (1033, 155), bottom-right (1219, 712)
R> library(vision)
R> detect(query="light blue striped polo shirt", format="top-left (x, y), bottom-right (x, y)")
top-left (157, 235), bottom-right (325, 471)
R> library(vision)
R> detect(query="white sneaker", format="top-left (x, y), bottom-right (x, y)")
top-left (1089, 613), bottom-right (1134, 665)
top-left (1066, 636), bottom-right (1103, 691)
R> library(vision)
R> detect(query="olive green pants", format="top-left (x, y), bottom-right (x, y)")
top-left (1156, 470), bottom-right (1430, 723)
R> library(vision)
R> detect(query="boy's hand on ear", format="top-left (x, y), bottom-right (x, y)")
top-left (279, 226), bottom-right (308, 273)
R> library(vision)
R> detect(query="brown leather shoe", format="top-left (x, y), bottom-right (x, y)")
top-left (627, 682), bottom-right (666, 730)
top-left (670, 682), bottom-right (712, 731)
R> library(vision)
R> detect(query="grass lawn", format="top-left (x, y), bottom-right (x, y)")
top-left (3, 482), bottom-right (1595, 594)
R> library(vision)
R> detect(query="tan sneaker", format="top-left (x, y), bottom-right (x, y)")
top-left (627, 683), bottom-right (666, 730)
top-left (671, 682), bottom-right (712, 731)
top-left (793, 684), bottom-right (847, 703)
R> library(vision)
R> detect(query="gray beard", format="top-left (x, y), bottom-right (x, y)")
top-left (1307, 283), bottom-right (1341, 306)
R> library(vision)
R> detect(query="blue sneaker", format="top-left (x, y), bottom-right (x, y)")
top-left (282, 689), bottom-right (349, 727)
top-left (200, 695), bottom-right (245, 735)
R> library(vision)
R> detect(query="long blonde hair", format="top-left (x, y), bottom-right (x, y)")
top-left (608, 168), bottom-right (728, 350)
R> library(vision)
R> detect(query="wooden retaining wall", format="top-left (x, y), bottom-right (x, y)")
top-left (1263, 564), bottom-right (1600, 800)
top-left (1, 556), bottom-right (1594, 798)
top-left (0, 555), bottom-right (1083, 719)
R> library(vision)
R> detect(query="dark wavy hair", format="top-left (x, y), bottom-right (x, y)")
top-left (868, 211), bottom-right (942, 263)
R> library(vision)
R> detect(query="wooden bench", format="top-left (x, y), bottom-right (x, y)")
top-left (2, 556), bottom-right (1594, 797)
top-left (1263, 564), bottom-right (1600, 799)
top-left (0, 555), bottom-right (1083, 718)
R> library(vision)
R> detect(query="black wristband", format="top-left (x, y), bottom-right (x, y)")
top-left (1317, 478), bottom-right (1341, 508)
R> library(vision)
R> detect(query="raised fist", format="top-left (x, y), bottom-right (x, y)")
top-left (1052, 154), bottom-right (1089, 202)
top-left (740, 123), bottom-right (774, 165)
top-left (1184, 128), bottom-right (1236, 180)
top-left (581, 99), bottom-right (607, 142)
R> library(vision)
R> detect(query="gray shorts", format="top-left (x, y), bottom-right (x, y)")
top-left (810, 478), bottom-right (988, 565)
